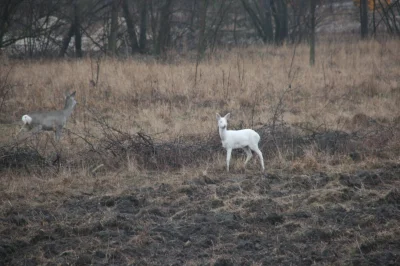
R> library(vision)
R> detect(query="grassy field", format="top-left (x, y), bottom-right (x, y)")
top-left (0, 39), bottom-right (400, 265)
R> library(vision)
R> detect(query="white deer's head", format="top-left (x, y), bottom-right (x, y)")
top-left (216, 113), bottom-right (230, 130)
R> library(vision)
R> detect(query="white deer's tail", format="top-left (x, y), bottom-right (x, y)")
top-left (22, 115), bottom-right (32, 125)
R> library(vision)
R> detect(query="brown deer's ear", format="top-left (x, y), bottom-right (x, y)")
top-left (70, 91), bottom-right (76, 97)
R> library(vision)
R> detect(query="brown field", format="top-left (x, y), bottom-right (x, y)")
top-left (1, 39), bottom-right (400, 265)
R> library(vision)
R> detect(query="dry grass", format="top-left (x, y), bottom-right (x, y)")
top-left (2, 39), bottom-right (400, 137)
top-left (0, 38), bottom-right (399, 195)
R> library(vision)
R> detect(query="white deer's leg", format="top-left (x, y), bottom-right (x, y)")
top-left (250, 145), bottom-right (265, 171)
top-left (256, 148), bottom-right (265, 171)
top-left (243, 147), bottom-right (252, 167)
top-left (226, 148), bottom-right (232, 172)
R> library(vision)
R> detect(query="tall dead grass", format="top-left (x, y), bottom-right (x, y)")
top-left (3, 40), bottom-right (399, 135)
top-left (0, 39), bottom-right (399, 177)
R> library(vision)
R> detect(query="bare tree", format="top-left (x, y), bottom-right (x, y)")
top-left (241, 0), bottom-right (288, 44)
top-left (154, 0), bottom-right (174, 57)
top-left (310, 0), bottom-right (316, 65)
top-left (108, 0), bottom-right (121, 55)
top-left (0, 0), bottom-right (25, 49)
top-left (288, 0), bottom-right (309, 43)
top-left (271, 0), bottom-right (288, 45)
top-left (241, 0), bottom-right (273, 43)
top-left (74, 0), bottom-right (83, 57)
top-left (196, 0), bottom-right (208, 59)
top-left (377, 0), bottom-right (400, 36)
top-left (354, 0), bottom-right (400, 37)
top-left (261, 0), bottom-right (274, 43)
top-left (208, 0), bottom-right (234, 53)
top-left (1, 0), bottom-right (66, 56)
top-left (360, 0), bottom-right (369, 38)
top-left (122, 0), bottom-right (148, 54)
top-left (372, 0), bottom-right (377, 35)
top-left (138, 0), bottom-right (148, 52)
top-left (122, 0), bottom-right (140, 54)
top-left (60, 0), bottom-right (82, 57)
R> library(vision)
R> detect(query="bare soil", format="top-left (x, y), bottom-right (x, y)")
top-left (1, 163), bottom-right (400, 265)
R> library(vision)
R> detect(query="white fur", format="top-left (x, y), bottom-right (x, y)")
top-left (216, 113), bottom-right (265, 172)
top-left (22, 115), bottom-right (32, 124)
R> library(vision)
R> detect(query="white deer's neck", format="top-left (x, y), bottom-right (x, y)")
top-left (219, 127), bottom-right (227, 141)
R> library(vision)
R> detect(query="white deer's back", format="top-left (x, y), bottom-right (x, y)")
top-left (222, 129), bottom-right (260, 149)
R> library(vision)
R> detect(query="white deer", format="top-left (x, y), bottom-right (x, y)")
top-left (19, 91), bottom-right (77, 141)
top-left (216, 113), bottom-right (265, 172)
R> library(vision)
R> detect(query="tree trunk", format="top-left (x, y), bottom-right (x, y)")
top-left (155, 0), bottom-right (173, 56)
top-left (233, 8), bottom-right (238, 45)
top-left (149, 0), bottom-right (157, 50)
top-left (197, 0), bottom-right (208, 59)
top-left (372, 0), bottom-right (376, 35)
top-left (360, 0), bottom-right (368, 38)
top-left (122, 0), bottom-right (140, 54)
top-left (310, 0), bottom-right (316, 66)
top-left (108, 0), bottom-right (120, 55)
top-left (139, 0), bottom-right (148, 52)
top-left (261, 0), bottom-right (273, 43)
top-left (271, 0), bottom-right (288, 45)
top-left (275, 0), bottom-right (288, 44)
top-left (73, 0), bottom-right (82, 57)
top-left (59, 24), bottom-right (74, 57)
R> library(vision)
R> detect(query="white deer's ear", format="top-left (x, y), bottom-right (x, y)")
top-left (225, 113), bottom-right (231, 120)
top-left (216, 113), bottom-right (221, 120)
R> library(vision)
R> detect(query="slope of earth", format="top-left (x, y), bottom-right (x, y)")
top-left (1, 163), bottom-right (400, 265)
